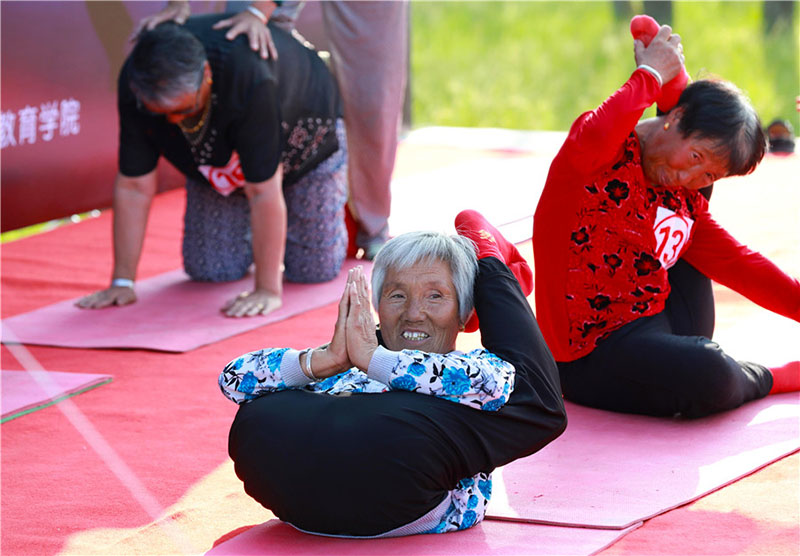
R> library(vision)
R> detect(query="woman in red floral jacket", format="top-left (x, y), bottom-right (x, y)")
top-left (533, 24), bottom-right (799, 418)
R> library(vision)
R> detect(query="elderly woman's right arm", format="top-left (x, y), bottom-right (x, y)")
top-left (559, 25), bottom-right (683, 173)
top-left (366, 347), bottom-right (515, 412)
top-left (76, 171), bottom-right (157, 309)
top-left (219, 347), bottom-right (306, 404)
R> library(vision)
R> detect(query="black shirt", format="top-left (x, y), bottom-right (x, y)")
top-left (118, 14), bottom-right (342, 187)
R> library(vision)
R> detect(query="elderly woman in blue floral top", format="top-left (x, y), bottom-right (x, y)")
top-left (220, 211), bottom-right (566, 538)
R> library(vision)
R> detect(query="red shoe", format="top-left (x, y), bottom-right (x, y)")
top-left (769, 361), bottom-right (800, 394)
top-left (455, 210), bottom-right (533, 332)
top-left (630, 14), bottom-right (690, 112)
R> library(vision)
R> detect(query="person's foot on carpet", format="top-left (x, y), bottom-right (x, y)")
top-left (455, 209), bottom-right (533, 332)
top-left (769, 361), bottom-right (800, 394)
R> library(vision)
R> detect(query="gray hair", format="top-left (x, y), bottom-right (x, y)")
top-left (371, 231), bottom-right (478, 324)
top-left (128, 23), bottom-right (206, 107)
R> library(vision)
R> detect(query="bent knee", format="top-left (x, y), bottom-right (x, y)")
top-left (678, 341), bottom-right (744, 415)
top-left (184, 256), bottom-right (251, 282)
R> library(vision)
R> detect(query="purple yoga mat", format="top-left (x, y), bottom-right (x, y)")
top-left (487, 395), bottom-right (800, 529)
top-left (206, 518), bottom-right (641, 556)
top-left (1, 259), bottom-right (370, 353)
top-left (1, 369), bottom-right (111, 422)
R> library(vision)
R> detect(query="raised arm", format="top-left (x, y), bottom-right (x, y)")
top-left (559, 25), bottom-right (683, 174)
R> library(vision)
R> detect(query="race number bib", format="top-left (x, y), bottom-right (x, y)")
top-left (653, 206), bottom-right (694, 269)
top-left (198, 152), bottom-right (245, 196)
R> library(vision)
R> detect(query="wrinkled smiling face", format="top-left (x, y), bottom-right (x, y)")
top-left (378, 259), bottom-right (461, 354)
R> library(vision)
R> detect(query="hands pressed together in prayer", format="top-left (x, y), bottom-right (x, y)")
top-left (298, 266), bottom-right (380, 381)
top-left (131, 0), bottom-right (278, 60)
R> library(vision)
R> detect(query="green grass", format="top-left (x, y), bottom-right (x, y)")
top-left (410, 1), bottom-right (799, 131)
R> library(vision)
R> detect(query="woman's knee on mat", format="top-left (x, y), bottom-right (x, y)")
top-left (284, 235), bottom-right (346, 283)
top-left (183, 246), bottom-right (252, 282)
top-left (673, 341), bottom-right (748, 416)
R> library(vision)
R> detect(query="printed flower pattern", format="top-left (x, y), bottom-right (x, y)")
top-left (281, 116), bottom-right (337, 181)
top-left (426, 471), bottom-right (492, 534)
top-left (387, 350), bottom-right (515, 411)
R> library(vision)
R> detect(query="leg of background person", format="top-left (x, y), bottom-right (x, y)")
top-left (321, 0), bottom-right (408, 256)
top-left (558, 312), bottom-right (773, 418)
top-left (282, 120), bottom-right (347, 283)
top-left (182, 178), bottom-right (253, 282)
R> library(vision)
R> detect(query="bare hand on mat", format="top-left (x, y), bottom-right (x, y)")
top-left (222, 289), bottom-right (282, 318)
top-left (76, 286), bottom-right (137, 309)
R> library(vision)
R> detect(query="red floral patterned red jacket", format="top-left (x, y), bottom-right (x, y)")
top-left (533, 69), bottom-right (800, 362)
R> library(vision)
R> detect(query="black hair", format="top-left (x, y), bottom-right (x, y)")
top-left (674, 79), bottom-right (767, 177)
top-left (128, 23), bottom-right (207, 106)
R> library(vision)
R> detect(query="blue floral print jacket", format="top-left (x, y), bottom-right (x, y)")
top-left (219, 345), bottom-right (516, 535)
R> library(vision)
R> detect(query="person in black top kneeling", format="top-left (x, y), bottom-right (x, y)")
top-left (78, 15), bottom-right (346, 318)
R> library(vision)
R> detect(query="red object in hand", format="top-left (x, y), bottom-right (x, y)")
top-left (455, 210), bottom-right (533, 333)
top-left (630, 14), bottom-right (689, 112)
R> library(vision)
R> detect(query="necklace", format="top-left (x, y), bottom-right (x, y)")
top-left (178, 95), bottom-right (212, 134)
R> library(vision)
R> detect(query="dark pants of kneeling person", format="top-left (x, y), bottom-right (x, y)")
top-left (558, 259), bottom-right (773, 419)
top-left (227, 257), bottom-right (567, 536)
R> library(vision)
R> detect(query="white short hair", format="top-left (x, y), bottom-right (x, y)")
top-left (371, 231), bottom-right (478, 324)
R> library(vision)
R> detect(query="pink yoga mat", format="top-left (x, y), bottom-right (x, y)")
top-left (1, 369), bottom-right (111, 422)
top-left (487, 395), bottom-right (800, 529)
top-left (206, 518), bottom-right (641, 556)
top-left (1, 259), bottom-right (370, 352)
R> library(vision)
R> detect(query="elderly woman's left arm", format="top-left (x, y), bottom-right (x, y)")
top-left (684, 209), bottom-right (800, 322)
top-left (220, 169), bottom-right (286, 318)
top-left (367, 346), bottom-right (516, 412)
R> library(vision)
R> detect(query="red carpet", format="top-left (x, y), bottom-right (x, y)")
top-left (1, 135), bottom-right (798, 555)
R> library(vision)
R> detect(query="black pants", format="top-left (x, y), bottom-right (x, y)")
top-left (227, 258), bottom-right (566, 536)
top-left (559, 259), bottom-right (773, 418)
